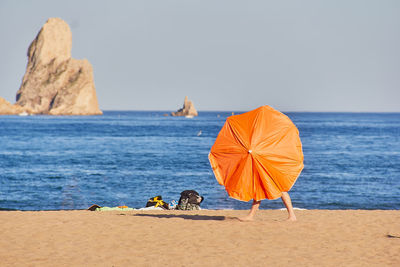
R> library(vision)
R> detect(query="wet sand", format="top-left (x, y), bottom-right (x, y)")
top-left (0, 209), bottom-right (399, 266)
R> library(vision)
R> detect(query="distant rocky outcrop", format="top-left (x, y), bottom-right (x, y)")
top-left (0, 97), bottom-right (24, 115)
top-left (171, 96), bottom-right (198, 117)
top-left (0, 17), bottom-right (102, 115)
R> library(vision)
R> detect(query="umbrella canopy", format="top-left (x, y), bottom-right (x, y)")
top-left (209, 106), bottom-right (304, 201)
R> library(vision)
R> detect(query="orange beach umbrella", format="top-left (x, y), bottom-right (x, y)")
top-left (209, 106), bottom-right (304, 201)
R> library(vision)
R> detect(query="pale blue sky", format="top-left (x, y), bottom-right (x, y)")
top-left (0, 0), bottom-right (399, 112)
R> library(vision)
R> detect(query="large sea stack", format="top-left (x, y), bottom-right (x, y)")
top-left (6, 18), bottom-right (102, 115)
top-left (171, 96), bottom-right (198, 117)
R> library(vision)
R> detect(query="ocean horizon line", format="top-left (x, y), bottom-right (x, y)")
top-left (100, 109), bottom-right (400, 114)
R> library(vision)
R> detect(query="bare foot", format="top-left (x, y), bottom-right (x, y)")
top-left (286, 215), bottom-right (297, 222)
top-left (238, 200), bottom-right (261, 222)
top-left (237, 215), bottom-right (255, 222)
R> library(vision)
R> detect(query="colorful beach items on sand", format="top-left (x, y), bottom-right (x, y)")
top-left (145, 196), bottom-right (170, 210)
top-left (87, 204), bottom-right (135, 211)
top-left (209, 105), bottom-right (304, 202)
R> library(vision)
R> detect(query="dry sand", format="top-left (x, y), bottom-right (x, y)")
top-left (0, 209), bottom-right (399, 266)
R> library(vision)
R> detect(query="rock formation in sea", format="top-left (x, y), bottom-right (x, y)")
top-left (0, 97), bottom-right (24, 115)
top-left (0, 17), bottom-right (102, 115)
top-left (171, 96), bottom-right (198, 117)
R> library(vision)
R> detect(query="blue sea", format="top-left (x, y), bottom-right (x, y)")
top-left (0, 111), bottom-right (399, 211)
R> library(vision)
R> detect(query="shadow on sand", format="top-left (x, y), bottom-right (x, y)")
top-left (126, 213), bottom-right (232, 221)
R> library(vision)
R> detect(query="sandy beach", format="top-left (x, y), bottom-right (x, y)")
top-left (0, 209), bottom-right (399, 266)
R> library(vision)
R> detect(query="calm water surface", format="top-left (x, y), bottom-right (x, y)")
top-left (0, 111), bottom-right (399, 210)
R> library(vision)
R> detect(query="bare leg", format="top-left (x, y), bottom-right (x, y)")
top-left (239, 200), bottom-right (261, 221)
top-left (281, 192), bottom-right (297, 221)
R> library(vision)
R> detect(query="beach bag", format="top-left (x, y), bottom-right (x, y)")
top-left (176, 190), bottom-right (204, 210)
top-left (146, 196), bottom-right (169, 210)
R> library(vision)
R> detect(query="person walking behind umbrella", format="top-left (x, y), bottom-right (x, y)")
top-left (209, 106), bottom-right (304, 221)
top-left (240, 192), bottom-right (297, 221)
